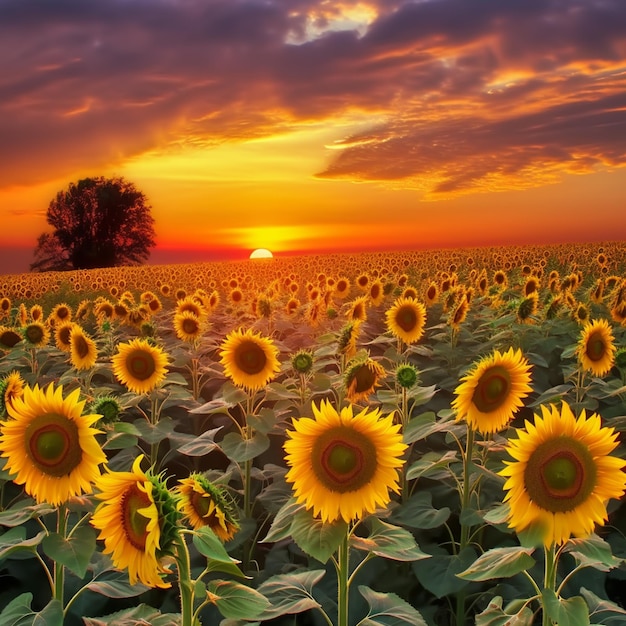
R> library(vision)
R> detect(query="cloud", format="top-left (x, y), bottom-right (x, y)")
top-left (0, 0), bottom-right (624, 195)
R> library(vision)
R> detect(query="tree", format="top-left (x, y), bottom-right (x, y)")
top-left (31, 176), bottom-right (156, 272)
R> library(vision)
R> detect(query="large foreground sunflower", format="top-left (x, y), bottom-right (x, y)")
top-left (284, 400), bottom-right (407, 524)
top-left (91, 456), bottom-right (177, 588)
top-left (0, 384), bottom-right (105, 505)
top-left (499, 402), bottom-right (626, 547)
top-left (385, 297), bottom-right (427, 344)
top-left (452, 347), bottom-right (533, 435)
top-left (577, 318), bottom-right (616, 377)
top-left (219, 328), bottom-right (280, 391)
top-left (177, 474), bottom-right (239, 541)
top-left (111, 338), bottom-right (169, 394)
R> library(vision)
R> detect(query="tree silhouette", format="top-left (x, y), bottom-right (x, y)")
top-left (31, 177), bottom-right (156, 272)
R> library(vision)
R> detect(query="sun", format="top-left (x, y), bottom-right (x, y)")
top-left (249, 248), bottom-right (274, 259)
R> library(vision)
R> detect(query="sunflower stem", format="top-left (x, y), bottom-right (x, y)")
top-left (456, 426), bottom-right (475, 626)
top-left (337, 529), bottom-right (350, 626)
top-left (54, 504), bottom-right (68, 608)
top-left (175, 534), bottom-right (195, 626)
top-left (542, 543), bottom-right (558, 626)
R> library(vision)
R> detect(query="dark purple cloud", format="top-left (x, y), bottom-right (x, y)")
top-left (0, 0), bottom-right (624, 194)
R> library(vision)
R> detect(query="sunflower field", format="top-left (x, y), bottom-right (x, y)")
top-left (0, 240), bottom-right (625, 626)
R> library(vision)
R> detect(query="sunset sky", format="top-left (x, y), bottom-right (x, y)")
top-left (1, 0), bottom-right (625, 275)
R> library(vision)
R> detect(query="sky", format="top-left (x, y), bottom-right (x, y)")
top-left (1, 0), bottom-right (625, 275)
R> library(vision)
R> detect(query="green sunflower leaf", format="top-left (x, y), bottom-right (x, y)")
top-left (390, 490), bottom-right (451, 529)
top-left (0, 593), bottom-right (63, 626)
top-left (412, 546), bottom-right (476, 598)
top-left (290, 509), bottom-right (349, 564)
top-left (206, 579), bottom-right (271, 620)
top-left (403, 411), bottom-right (443, 444)
top-left (0, 528), bottom-right (46, 561)
top-left (261, 498), bottom-right (305, 543)
top-left (558, 595), bottom-right (590, 626)
top-left (192, 526), bottom-right (242, 572)
top-left (175, 426), bottom-right (223, 456)
top-left (254, 569), bottom-right (325, 620)
top-left (563, 533), bottom-right (625, 571)
top-left (42, 525), bottom-right (96, 578)
top-left (356, 585), bottom-right (428, 626)
top-left (475, 596), bottom-right (534, 626)
top-left (580, 587), bottom-right (626, 623)
top-left (405, 450), bottom-right (458, 481)
top-left (351, 517), bottom-right (430, 562)
top-left (84, 572), bottom-right (150, 598)
top-left (220, 431), bottom-right (270, 462)
top-left (0, 501), bottom-right (55, 527)
top-left (457, 545), bottom-right (536, 582)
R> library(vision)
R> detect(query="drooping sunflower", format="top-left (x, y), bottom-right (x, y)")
top-left (0, 370), bottom-right (25, 416)
top-left (344, 356), bottom-right (386, 404)
top-left (173, 310), bottom-right (205, 343)
top-left (91, 456), bottom-right (176, 588)
top-left (284, 400), bottom-right (407, 524)
top-left (385, 297), bottom-right (427, 344)
top-left (345, 296), bottom-right (368, 323)
top-left (219, 328), bottom-right (280, 391)
top-left (177, 474), bottom-right (239, 541)
top-left (499, 402), bottom-right (626, 547)
top-left (0, 384), bottom-right (105, 505)
top-left (70, 325), bottom-right (98, 370)
top-left (452, 347), bottom-right (533, 435)
top-left (111, 338), bottom-right (169, 394)
top-left (577, 318), bottom-right (616, 377)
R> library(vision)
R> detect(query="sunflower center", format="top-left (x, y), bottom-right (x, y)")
top-left (234, 340), bottom-right (267, 375)
top-left (182, 318), bottom-right (199, 334)
top-left (191, 491), bottom-right (212, 519)
top-left (122, 485), bottom-right (151, 550)
top-left (586, 332), bottom-right (606, 362)
top-left (25, 413), bottom-right (82, 477)
top-left (312, 426), bottom-right (377, 493)
top-left (524, 436), bottom-right (596, 513)
top-left (74, 334), bottom-right (90, 358)
top-left (126, 349), bottom-right (156, 381)
top-left (396, 306), bottom-right (418, 332)
top-left (472, 365), bottom-right (511, 413)
top-left (59, 327), bottom-right (72, 346)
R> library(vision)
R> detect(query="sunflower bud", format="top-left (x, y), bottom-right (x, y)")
top-left (395, 364), bottom-right (419, 389)
top-left (90, 395), bottom-right (122, 426)
top-left (292, 350), bottom-right (314, 375)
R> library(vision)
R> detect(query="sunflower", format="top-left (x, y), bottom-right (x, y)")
top-left (29, 304), bottom-right (44, 322)
top-left (90, 456), bottom-right (174, 588)
top-left (111, 338), bottom-right (169, 394)
top-left (70, 326), bottom-right (98, 370)
top-left (337, 321), bottom-right (361, 359)
top-left (0, 383), bottom-right (105, 505)
top-left (499, 402), bottom-right (626, 547)
top-left (385, 297), bottom-right (427, 344)
top-left (368, 280), bottom-right (385, 307)
top-left (54, 321), bottom-right (76, 353)
top-left (284, 400), bottom-right (407, 524)
top-left (449, 296), bottom-right (469, 330)
top-left (344, 356), bottom-right (386, 404)
top-left (452, 347), bottom-right (533, 435)
top-left (577, 318), bottom-right (616, 377)
top-left (173, 310), bottom-right (205, 343)
top-left (0, 370), bottom-right (25, 416)
top-left (345, 296), bottom-right (368, 323)
top-left (22, 321), bottom-right (50, 347)
top-left (49, 302), bottom-right (72, 325)
top-left (177, 474), bottom-right (239, 541)
top-left (219, 328), bottom-right (280, 391)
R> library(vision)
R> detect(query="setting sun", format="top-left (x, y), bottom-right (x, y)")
top-left (249, 248), bottom-right (274, 259)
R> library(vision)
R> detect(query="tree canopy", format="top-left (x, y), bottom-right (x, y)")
top-left (31, 176), bottom-right (156, 272)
